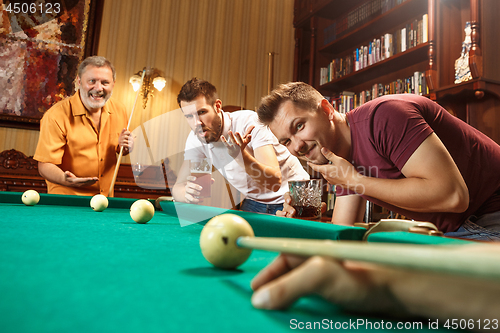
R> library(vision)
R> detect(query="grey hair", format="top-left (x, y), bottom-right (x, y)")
top-left (77, 56), bottom-right (116, 81)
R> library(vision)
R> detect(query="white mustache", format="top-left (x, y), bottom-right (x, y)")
top-left (89, 90), bottom-right (105, 97)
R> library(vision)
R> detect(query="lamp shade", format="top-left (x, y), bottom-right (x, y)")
top-left (129, 75), bottom-right (142, 91)
top-left (153, 76), bottom-right (166, 91)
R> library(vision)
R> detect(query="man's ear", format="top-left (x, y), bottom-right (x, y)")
top-left (214, 99), bottom-right (223, 113)
top-left (319, 99), bottom-right (335, 120)
top-left (75, 76), bottom-right (81, 90)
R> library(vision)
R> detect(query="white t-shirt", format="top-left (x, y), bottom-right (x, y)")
top-left (184, 110), bottom-right (309, 204)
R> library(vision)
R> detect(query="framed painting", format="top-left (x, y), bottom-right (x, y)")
top-left (0, 0), bottom-right (104, 130)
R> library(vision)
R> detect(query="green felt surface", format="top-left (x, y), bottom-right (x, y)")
top-left (0, 192), bottom-right (470, 333)
top-left (367, 231), bottom-right (472, 245)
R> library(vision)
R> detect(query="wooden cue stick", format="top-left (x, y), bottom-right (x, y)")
top-left (108, 69), bottom-right (147, 197)
top-left (237, 237), bottom-right (500, 280)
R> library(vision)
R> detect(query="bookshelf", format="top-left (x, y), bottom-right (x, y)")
top-left (293, 0), bottom-right (500, 143)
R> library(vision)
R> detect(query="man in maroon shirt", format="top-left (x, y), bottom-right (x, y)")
top-left (257, 82), bottom-right (500, 240)
top-left (248, 81), bottom-right (500, 315)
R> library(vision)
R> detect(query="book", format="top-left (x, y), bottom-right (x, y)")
top-left (363, 45), bottom-right (368, 68)
top-left (422, 14), bottom-right (428, 43)
top-left (384, 33), bottom-right (392, 59)
top-left (401, 27), bottom-right (406, 52)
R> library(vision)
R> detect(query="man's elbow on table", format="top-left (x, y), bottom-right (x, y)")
top-left (444, 185), bottom-right (469, 213)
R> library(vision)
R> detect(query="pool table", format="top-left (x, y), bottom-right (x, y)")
top-left (0, 191), bottom-right (471, 333)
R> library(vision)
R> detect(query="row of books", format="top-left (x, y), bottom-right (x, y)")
top-left (326, 72), bottom-right (428, 114)
top-left (320, 14), bottom-right (428, 86)
top-left (320, 56), bottom-right (354, 84)
top-left (324, 0), bottom-right (409, 45)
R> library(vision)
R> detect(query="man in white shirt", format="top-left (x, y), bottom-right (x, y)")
top-left (172, 78), bottom-right (309, 214)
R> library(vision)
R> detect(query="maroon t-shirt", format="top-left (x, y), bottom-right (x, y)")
top-left (338, 94), bottom-right (500, 232)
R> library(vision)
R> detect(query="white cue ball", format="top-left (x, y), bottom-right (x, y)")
top-left (200, 214), bottom-right (254, 269)
top-left (130, 199), bottom-right (155, 224)
top-left (90, 194), bottom-right (109, 212)
top-left (22, 190), bottom-right (40, 206)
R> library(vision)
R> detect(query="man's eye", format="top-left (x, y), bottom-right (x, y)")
top-left (296, 123), bottom-right (304, 130)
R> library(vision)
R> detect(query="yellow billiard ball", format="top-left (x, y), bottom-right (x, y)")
top-left (90, 194), bottom-right (108, 212)
top-left (22, 190), bottom-right (40, 206)
top-left (200, 214), bottom-right (254, 269)
top-left (130, 199), bottom-right (155, 224)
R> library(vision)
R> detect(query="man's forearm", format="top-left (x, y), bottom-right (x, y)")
top-left (38, 162), bottom-right (68, 186)
top-left (240, 150), bottom-right (281, 191)
top-left (349, 175), bottom-right (467, 213)
top-left (172, 182), bottom-right (187, 202)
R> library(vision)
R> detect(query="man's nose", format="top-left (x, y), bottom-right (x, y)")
top-left (292, 139), bottom-right (306, 156)
top-left (190, 116), bottom-right (202, 128)
top-left (194, 117), bottom-right (203, 127)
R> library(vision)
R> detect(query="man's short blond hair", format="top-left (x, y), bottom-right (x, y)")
top-left (257, 82), bottom-right (324, 125)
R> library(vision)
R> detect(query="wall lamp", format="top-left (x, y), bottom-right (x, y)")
top-left (129, 67), bottom-right (166, 108)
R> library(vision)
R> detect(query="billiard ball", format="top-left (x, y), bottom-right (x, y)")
top-left (200, 214), bottom-right (254, 269)
top-left (130, 199), bottom-right (155, 224)
top-left (22, 190), bottom-right (40, 206)
top-left (90, 194), bottom-right (108, 212)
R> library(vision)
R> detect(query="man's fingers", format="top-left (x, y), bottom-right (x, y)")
top-left (250, 254), bottom-right (306, 291)
top-left (185, 193), bottom-right (200, 204)
top-left (251, 256), bottom-right (334, 310)
top-left (228, 131), bottom-right (240, 145)
top-left (245, 125), bottom-right (255, 136)
top-left (307, 162), bottom-right (329, 174)
top-left (321, 202), bottom-right (327, 213)
top-left (64, 171), bottom-right (76, 178)
top-left (234, 132), bottom-right (244, 145)
top-left (280, 194), bottom-right (297, 217)
top-left (81, 178), bottom-right (98, 185)
top-left (320, 147), bottom-right (336, 160)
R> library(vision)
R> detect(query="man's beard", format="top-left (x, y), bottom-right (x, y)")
top-left (80, 89), bottom-right (111, 110)
top-left (196, 114), bottom-right (222, 143)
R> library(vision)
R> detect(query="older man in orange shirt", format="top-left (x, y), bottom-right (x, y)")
top-left (34, 56), bottom-right (133, 196)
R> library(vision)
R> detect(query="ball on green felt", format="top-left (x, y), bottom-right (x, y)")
top-left (90, 194), bottom-right (108, 212)
top-left (130, 199), bottom-right (155, 224)
top-left (200, 214), bottom-right (254, 269)
top-left (22, 190), bottom-right (40, 206)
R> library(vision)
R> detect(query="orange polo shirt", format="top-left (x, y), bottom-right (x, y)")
top-left (34, 92), bottom-right (128, 196)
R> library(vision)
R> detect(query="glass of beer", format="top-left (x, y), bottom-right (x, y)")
top-left (288, 179), bottom-right (322, 220)
top-left (190, 158), bottom-right (212, 198)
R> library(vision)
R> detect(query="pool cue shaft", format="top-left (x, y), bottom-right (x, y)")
top-left (108, 69), bottom-right (146, 197)
top-left (237, 237), bottom-right (500, 280)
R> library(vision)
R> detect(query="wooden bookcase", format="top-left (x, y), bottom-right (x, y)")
top-left (293, 0), bottom-right (500, 143)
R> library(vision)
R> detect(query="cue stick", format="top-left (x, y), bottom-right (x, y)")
top-left (236, 237), bottom-right (500, 281)
top-left (108, 68), bottom-right (147, 197)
